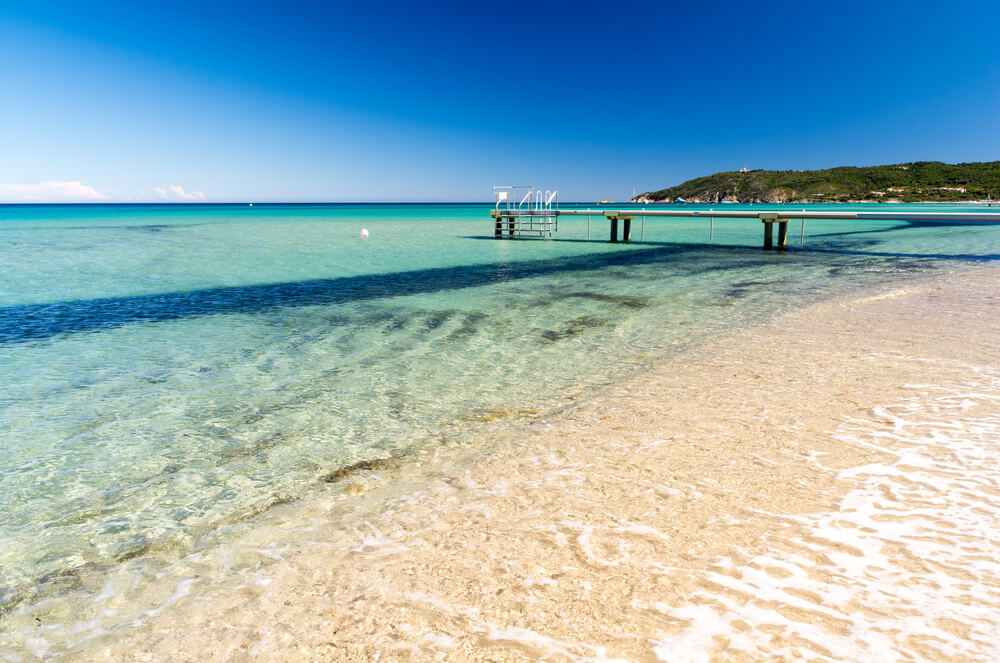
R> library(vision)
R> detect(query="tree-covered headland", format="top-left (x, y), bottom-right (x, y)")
top-left (635, 161), bottom-right (1000, 203)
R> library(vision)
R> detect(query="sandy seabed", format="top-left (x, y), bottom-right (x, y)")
top-left (95, 267), bottom-right (1000, 662)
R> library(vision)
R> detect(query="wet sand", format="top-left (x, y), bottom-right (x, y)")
top-left (100, 267), bottom-right (1000, 662)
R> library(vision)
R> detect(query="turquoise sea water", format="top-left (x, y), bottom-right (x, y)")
top-left (1, 202), bottom-right (999, 657)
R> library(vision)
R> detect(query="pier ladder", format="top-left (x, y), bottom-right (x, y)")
top-left (491, 185), bottom-right (559, 238)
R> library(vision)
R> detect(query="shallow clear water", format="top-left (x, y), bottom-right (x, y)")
top-left (1, 202), bottom-right (998, 656)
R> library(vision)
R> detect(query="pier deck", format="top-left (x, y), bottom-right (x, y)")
top-left (492, 206), bottom-right (1000, 249)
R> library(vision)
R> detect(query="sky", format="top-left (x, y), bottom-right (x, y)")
top-left (1, 0), bottom-right (998, 202)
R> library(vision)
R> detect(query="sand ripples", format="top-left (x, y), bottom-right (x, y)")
top-left (654, 376), bottom-right (1000, 662)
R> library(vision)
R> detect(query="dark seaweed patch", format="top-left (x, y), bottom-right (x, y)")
top-left (242, 403), bottom-right (283, 424)
top-left (0, 585), bottom-right (30, 619)
top-left (540, 315), bottom-right (608, 342)
top-left (446, 312), bottom-right (487, 341)
top-left (420, 310), bottom-right (453, 331)
top-left (525, 291), bottom-right (649, 311)
top-left (467, 406), bottom-right (539, 423)
top-left (560, 292), bottom-right (650, 309)
top-left (385, 389), bottom-right (408, 414)
top-left (116, 542), bottom-right (153, 563)
top-left (0, 559), bottom-right (103, 616)
top-left (887, 259), bottom-right (936, 273)
top-left (321, 457), bottom-right (400, 483)
top-left (215, 431), bottom-right (286, 464)
top-left (236, 493), bottom-right (299, 522)
top-left (196, 424), bottom-right (237, 442)
top-left (386, 314), bottom-right (410, 331)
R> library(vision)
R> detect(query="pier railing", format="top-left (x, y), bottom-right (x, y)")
top-left (491, 185), bottom-right (559, 237)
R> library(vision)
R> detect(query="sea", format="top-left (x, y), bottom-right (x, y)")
top-left (1, 202), bottom-right (998, 659)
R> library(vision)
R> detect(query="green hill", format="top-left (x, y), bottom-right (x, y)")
top-left (634, 161), bottom-right (1000, 203)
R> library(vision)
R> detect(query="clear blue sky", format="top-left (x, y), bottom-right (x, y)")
top-left (1, 0), bottom-right (998, 202)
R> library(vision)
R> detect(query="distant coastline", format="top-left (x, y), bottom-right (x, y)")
top-left (632, 160), bottom-right (1000, 204)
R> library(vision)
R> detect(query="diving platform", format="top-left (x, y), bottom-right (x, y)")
top-left (491, 185), bottom-right (559, 238)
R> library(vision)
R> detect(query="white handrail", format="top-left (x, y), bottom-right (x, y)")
top-left (492, 185), bottom-right (558, 216)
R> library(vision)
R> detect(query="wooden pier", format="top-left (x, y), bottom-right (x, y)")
top-left (491, 197), bottom-right (1000, 249)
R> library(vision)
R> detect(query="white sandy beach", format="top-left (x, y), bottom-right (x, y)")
top-left (86, 266), bottom-right (1000, 662)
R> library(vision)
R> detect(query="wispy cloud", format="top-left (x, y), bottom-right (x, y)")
top-left (156, 184), bottom-right (206, 201)
top-left (0, 180), bottom-right (109, 202)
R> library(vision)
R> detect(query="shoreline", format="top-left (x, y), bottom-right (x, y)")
top-left (75, 264), bottom-right (1000, 662)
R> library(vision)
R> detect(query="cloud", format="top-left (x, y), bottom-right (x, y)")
top-left (156, 184), bottom-right (205, 201)
top-left (0, 180), bottom-right (109, 202)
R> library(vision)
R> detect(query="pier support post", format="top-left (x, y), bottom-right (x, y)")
top-left (495, 218), bottom-right (502, 239)
top-left (777, 221), bottom-right (789, 249)
top-left (610, 217), bottom-right (618, 242)
top-left (623, 217), bottom-right (632, 242)
top-left (761, 213), bottom-right (778, 250)
top-left (507, 216), bottom-right (515, 237)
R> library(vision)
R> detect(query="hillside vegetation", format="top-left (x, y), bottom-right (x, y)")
top-left (635, 161), bottom-right (1000, 203)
